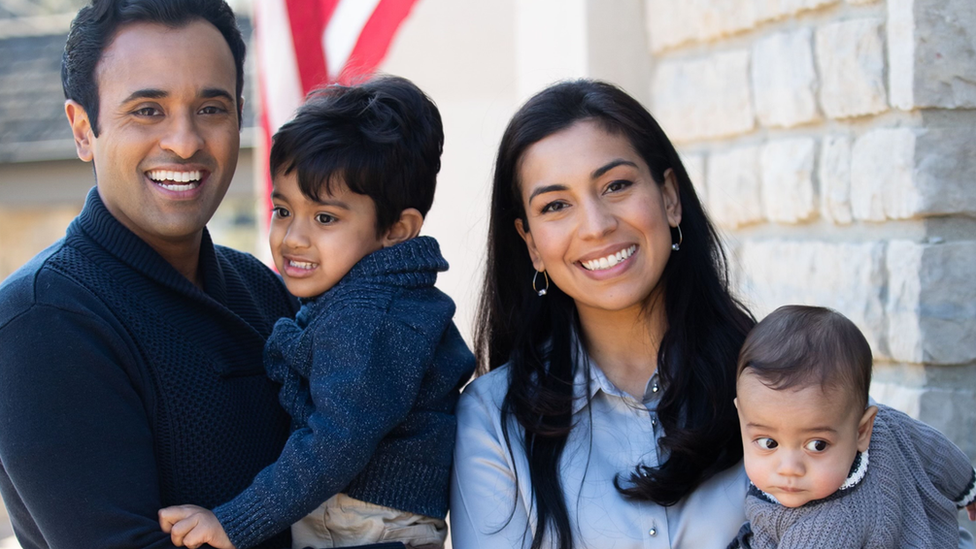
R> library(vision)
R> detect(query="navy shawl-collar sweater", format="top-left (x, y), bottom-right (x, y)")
top-left (213, 236), bottom-right (476, 549)
top-left (0, 188), bottom-right (297, 549)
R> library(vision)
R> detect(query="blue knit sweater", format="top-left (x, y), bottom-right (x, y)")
top-left (212, 236), bottom-right (475, 549)
top-left (0, 189), bottom-right (297, 549)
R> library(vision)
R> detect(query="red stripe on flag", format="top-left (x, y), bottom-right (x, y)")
top-left (285, 0), bottom-right (338, 93)
top-left (336, 0), bottom-right (419, 85)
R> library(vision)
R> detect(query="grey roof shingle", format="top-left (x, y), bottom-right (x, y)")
top-left (0, 16), bottom-right (256, 163)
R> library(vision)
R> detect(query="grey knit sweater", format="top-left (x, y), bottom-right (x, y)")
top-left (730, 404), bottom-right (976, 549)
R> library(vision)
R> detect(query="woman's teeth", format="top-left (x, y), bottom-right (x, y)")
top-left (581, 245), bottom-right (637, 271)
top-left (147, 170), bottom-right (202, 191)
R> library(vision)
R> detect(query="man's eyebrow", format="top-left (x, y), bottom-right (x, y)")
top-left (591, 159), bottom-right (638, 179)
top-left (201, 88), bottom-right (235, 102)
top-left (120, 88), bottom-right (167, 104)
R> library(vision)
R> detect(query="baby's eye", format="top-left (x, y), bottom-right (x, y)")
top-left (756, 437), bottom-right (778, 450)
top-left (271, 207), bottom-right (290, 218)
top-left (315, 213), bottom-right (337, 224)
top-left (805, 440), bottom-right (829, 452)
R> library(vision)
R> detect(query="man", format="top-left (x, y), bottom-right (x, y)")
top-left (0, 1), bottom-right (295, 547)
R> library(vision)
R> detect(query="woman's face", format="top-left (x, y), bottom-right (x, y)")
top-left (515, 120), bottom-right (681, 318)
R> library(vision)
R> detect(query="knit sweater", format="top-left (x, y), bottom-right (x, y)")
top-left (213, 236), bottom-right (476, 549)
top-left (0, 188), bottom-right (297, 549)
top-left (729, 404), bottom-right (976, 549)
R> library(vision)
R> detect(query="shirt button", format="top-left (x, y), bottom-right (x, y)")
top-left (651, 383), bottom-right (659, 393)
top-left (650, 416), bottom-right (657, 427)
top-left (649, 527), bottom-right (657, 536)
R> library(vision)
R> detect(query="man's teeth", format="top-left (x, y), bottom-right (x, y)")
top-left (289, 260), bottom-right (316, 270)
top-left (581, 245), bottom-right (637, 271)
top-left (147, 170), bottom-right (202, 191)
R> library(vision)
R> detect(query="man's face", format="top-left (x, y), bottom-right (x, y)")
top-left (68, 20), bottom-right (240, 252)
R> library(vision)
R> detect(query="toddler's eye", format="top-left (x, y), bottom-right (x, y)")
top-left (805, 440), bottom-right (829, 452)
top-left (756, 437), bottom-right (778, 450)
top-left (271, 207), bottom-right (289, 218)
top-left (315, 213), bottom-right (336, 224)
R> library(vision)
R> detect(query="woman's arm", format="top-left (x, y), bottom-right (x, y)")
top-left (450, 372), bottom-right (534, 549)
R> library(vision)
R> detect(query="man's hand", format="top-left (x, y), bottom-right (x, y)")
top-left (159, 504), bottom-right (235, 549)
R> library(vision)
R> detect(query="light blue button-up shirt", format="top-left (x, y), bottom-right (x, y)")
top-left (450, 354), bottom-right (749, 548)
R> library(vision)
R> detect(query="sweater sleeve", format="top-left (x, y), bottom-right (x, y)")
top-left (0, 303), bottom-right (183, 549)
top-left (213, 307), bottom-right (435, 549)
top-left (895, 408), bottom-right (976, 508)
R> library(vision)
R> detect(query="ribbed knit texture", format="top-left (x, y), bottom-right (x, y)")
top-left (0, 188), bottom-right (296, 549)
top-left (730, 404), bottom-right (976, 549)
top-left (213, 236), bottom-right (476, 549)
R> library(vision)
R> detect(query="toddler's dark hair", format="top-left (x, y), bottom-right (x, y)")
top-left (269, 75), bottom-right (444, 234)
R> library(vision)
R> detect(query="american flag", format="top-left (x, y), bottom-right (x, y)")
top-left (252, 0), bottom-right (420, 237)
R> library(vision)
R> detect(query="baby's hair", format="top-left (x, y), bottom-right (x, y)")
top-left (737, 305), bottom-right (872, 410)
top-left (269, 75), bottom-right (444, 235)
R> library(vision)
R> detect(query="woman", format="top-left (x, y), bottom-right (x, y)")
top-left (450, 80), bottom-right (755, 548)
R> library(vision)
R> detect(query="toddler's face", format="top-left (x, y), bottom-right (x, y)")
top-left (269, 172), bottom-right (384, 298)
top-left (735, 372), bottom-right (875, 508)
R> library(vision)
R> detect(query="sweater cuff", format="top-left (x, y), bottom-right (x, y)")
top-left (213, 492), bottom-right (285, 549)
top-left (956, 468), bottom-right (976, 509)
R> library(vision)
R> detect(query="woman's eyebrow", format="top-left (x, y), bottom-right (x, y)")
top-left (528, 184), bottom-right (568, 203)
top-left (591, 159), bottom-right (638, 179)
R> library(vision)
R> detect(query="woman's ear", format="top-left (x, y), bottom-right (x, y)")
top-left (381, 208), bottom-right (424, 247)
top-left (663, 168), bottom-right (682, 228)
top-left (856, 405), bottom-right (878, 453)
top-left (65, 100), bottom-right (94, 162)
top-left (515, 218), bottom-right (545, 272)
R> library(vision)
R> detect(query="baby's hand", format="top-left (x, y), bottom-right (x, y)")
top-left (967, 501), bottom-right (976, 522)
top-left (158, 504), bottom-right (235, 549)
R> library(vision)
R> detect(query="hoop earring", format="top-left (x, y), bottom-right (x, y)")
top-left (532, 270), bottom-right (549, 297)
top-left (671, 224), bottom-right (683, 251)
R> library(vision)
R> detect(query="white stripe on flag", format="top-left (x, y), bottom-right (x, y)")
top-left (255, 0), bottom-right (304, 132)
top-left (324, 0), bottom-right (383, 80)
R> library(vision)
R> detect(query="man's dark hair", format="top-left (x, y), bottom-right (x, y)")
top-left (62, 0), bottom-right (246, 137)
top-left (269, 75), bottom-right (444, 235)
top-left (737, 305), bottom-right (873, 410)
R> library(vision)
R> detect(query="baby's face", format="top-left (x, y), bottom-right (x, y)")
top-left (735, 372), bottom-right (872, 508)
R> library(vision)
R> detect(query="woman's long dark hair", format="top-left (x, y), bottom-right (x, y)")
top-left (474, 80), bottom-right (755, 549)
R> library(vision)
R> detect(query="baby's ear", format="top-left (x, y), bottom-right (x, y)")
top-left (382, 208), bottom-right (423, 247)
top-left (856, 405), bottom-right (878, 453)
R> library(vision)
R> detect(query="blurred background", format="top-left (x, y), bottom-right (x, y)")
top-left (1, 0), bottom-right (975, 544)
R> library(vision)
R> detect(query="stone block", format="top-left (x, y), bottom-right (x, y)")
top-left (850, 128), bottom-right (915, 221)
top-left (851, 127), bottom-right (976, 221)
top-left (889, 0), bottom-right (976, 110)
top-left (760, 138), bottom-right (818, 223)
top-left (679, 151), bottom-right (707, 205)
top-left (886, 240), bottom-right (976, 365)
top-left (736, 239), bottom-right (888, 358)
top-left (820, 135), bottom-right (853, 224)
top-left (705, 145), bottom-right (762, 228)
top-left (816, 19), bottom-right (888, 119)
top-left (751, 29), bottom-right (820, 128)
top-left (652, 51), bottom-right (755, 142)
top-left (645, 0), bottom-right (839, 52)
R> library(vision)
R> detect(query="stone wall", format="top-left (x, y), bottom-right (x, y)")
top-left (646, 0), bottom-right (976, 529)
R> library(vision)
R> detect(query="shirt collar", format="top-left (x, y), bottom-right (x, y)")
top-left (570, 331), bottom-right (663, 414)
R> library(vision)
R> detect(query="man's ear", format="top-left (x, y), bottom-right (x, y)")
top-left (65, 100), bottom-right (94, 162)
top-left (856, 405), bottom-right (878, 453)
top-left (381, 208), bottom-right (423, 247)
top-left (662, 168), bottom-right (682, 228)
top-left (514, 217), bottom-right (545, 272)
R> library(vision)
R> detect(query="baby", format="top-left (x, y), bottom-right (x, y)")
top-left (158, 75), bottom-right (475, 549)
top-left (730, 305), bottom-right (976, 548)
